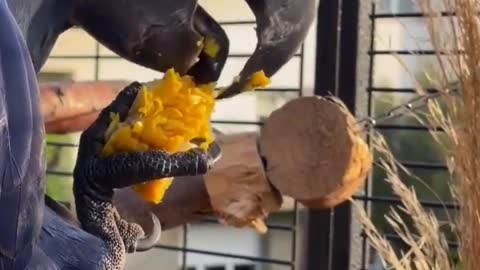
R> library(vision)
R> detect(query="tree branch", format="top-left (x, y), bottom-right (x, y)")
top-left (40, 80), bottom-right (129, 134)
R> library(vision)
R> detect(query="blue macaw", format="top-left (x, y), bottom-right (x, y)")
top-left (0, 0), bottom-right (316, 269)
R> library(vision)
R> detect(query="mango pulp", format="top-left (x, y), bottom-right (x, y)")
top-left (102, 69), bottom-right (270, 204)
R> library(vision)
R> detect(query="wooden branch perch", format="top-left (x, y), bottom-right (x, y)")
top-left (113, 131), bottom-right (282, 234)
top-left (115, 97), bottom-right (373, 235)
top-left (41, 81), bottom-right (373, 235)
top-left (40, 80), bottom-right (129, 133)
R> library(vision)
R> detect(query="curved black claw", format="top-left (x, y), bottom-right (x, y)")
top-left (216, 0), bottom-right (317, 100)
top-left (71, 0), bottom-right (228, 84)
top-left (135, 213), bottom-right (162, 252)
top-left (189, 139), bottom-right (222, 165)
top-left (208, 142), bottom-right (222, 165)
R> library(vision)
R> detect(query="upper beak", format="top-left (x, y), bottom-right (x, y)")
top-left (215, 0), bottom-right (317, 100)
top-left (71, 0), bottom-right (228, 84)
top-left (186, 6), bottom-right (229, 84)
top-left (71, 0), bottom-right (316, 97)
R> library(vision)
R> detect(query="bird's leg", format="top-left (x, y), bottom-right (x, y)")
top-left (113, 211), bottom-right (145, 254)
top-left (73, 188), bottom-right (125, 270)
top-left (73, 82), bottom-right (221, 270)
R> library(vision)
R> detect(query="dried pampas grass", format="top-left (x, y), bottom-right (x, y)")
top-left (352, 134), bottom-right (454, 270)
top-left (353, 1), bottom-right (480, 269)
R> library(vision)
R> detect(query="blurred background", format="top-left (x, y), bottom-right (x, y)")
top-left (38, 0), bottom-right (454, 269)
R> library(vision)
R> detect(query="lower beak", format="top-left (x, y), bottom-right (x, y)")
top-left (215, 0), bottom-right (317, 100)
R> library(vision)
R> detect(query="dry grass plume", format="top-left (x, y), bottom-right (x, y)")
top-left (353, 1), bottom-right (480, 269)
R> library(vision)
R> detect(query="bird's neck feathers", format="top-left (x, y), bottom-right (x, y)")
top-left (7, 0), bottom-right (44, 34)
top-left (6, 0), bottom-right (73, 72)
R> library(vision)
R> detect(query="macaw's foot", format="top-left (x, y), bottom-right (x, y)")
top-left (72, 82), bottom-right (222, 270)
top-left (72, 145), bottom-right (219, 270)
top-left (73, 189), bottom-right (162, 270)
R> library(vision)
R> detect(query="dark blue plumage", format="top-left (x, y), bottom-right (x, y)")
top-left (0, 1), bottom-right (110, 269)
top-left (0, 0), bottom-right (47, 268)
top-left (0, 0), bottom-right (107, 269)
top-left (0, 0), bottom-right (315, 268)
top-left (35, 207), bottom-right (105, 270)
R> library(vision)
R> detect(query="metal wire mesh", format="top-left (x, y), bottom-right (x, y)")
top-left (42, 1), bottom-right (459, 269)
top-left (353, 1), bottom-right (458, 269)
top-left (43, 15), bottom-right (307, 270)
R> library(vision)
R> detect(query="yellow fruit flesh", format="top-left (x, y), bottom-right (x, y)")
top-left (246, 71), bottom-right (271, 91)
top-left (102, 69), bottom-right (216, 204)
top-left (203, 37), bottom-right (220, 58)
top-left (101, 69), bottom-right (271, 204)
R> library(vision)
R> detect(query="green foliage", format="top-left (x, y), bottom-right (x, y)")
top-left (39, 71), bottom-right (77, 204)
top-left (44, 133), bottom-right (80, 205)
top-left (370, 62), bottom-right (458, 255)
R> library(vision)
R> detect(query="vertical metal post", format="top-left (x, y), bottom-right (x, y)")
top-left (94, 42), bottom-right (100, 81)
top-left (182, 224), bottom-right (188, 270)
top-left (302, 1), bottom-right (362, 270)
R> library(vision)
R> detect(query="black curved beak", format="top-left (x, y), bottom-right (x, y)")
top-left (71, 0), bottom-right (228, 84)
top-left (71, 0), bottom-right (315, 96)
top-left (216, 0), bottom-right (317, 100)
top-left (187, 6), bottom-right (230, 84)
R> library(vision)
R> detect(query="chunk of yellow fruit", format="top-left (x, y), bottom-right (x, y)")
top-left (203, 37), bottom-right (220, 58)
top-left (215, 71), bottom-right (271, 98)
top-left (244, 71), bottom-right (271, 92)
top-left (102, 68), bottom-right (216, 204)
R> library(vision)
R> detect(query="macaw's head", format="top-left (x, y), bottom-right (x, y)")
top-left (71, 0), bottom-right (317, 98)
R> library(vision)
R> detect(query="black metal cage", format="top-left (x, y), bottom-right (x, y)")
top-left (304, 1), bottom-right (456, 270)
top-left (42, 1), bottom-right (455, 270)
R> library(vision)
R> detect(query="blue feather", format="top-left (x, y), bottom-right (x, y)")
top-left (0, 2), bottom-right (115, 269)
top-left (0, 1), bottom-right (45, 269)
